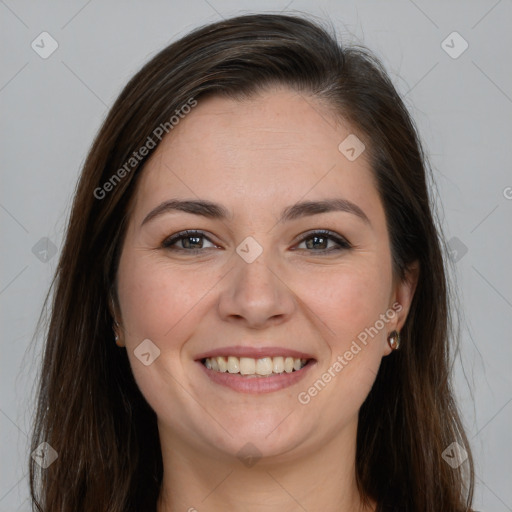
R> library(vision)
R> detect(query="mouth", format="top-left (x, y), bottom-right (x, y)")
top-left (194, 347), bottom-right (317, 393)
top-left (201, 356), bottom-right (311, 377)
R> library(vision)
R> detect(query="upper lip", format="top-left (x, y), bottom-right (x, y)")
top-left (195, 345), bottom-right (316, 361)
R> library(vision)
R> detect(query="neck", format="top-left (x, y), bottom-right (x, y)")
top-left (156, 418), bottom-right (376, 512)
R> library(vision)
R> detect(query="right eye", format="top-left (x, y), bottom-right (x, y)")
top-left (161, 230), bottom-right (219, 253)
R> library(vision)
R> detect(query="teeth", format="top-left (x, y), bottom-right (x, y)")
top-left (256, 357), bottom-right (273, 376)
top-left (227, 356), bottom-right (239, 374)
top-left (203, 356), bottom-right (309, 376)
top-left (217, 356), bottom-right (228, 372)
top-left (239, 357), bottom-right (255, 375)
top-left (273, 356), bottom-right (284, 374)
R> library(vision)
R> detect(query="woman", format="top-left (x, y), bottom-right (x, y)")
top-left (29, 13), bottom-right (475, 512)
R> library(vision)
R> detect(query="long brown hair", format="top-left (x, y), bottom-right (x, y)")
top-left (29, 13), bottom-right (474, 511)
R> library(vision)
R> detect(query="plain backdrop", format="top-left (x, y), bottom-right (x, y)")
top-left (1, 1), bottom-right (511, 510)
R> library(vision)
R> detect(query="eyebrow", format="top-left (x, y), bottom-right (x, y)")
top-left (141, 198), bottom-right (371, 227)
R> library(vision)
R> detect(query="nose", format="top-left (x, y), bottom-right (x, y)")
top-left (217, 249), bottom-right (296, 329)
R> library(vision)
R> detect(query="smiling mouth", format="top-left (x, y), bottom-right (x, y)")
top-left (201, 356), bottom-right (312, 377)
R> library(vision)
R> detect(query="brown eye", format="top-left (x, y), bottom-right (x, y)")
top-left (295, 230), bottom-right (351, 253)
top-left (162, 230), bottom-right (217, 251)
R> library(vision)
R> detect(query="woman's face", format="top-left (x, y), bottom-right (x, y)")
top-left (116, 88), bottom-right (417, 462)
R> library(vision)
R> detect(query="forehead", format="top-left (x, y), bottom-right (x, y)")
top-left (130, 88), bottom-right (382, 225)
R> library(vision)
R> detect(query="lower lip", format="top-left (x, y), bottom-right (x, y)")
top-left (197, 360), bottom-right (316, 394)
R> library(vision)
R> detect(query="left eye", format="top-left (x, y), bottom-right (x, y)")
top-left (295, 230), bottom-right (351, 253)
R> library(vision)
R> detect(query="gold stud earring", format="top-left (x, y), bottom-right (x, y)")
top-left (387, 330), bottom-right (401, 350)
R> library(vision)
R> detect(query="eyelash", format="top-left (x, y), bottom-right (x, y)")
top-left (161, 229), bottom-right (351, 255)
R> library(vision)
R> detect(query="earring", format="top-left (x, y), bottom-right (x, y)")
top-left (387, 330), bottom-right (400, 350)
top-left (113, 321), bottom-right (123, 347)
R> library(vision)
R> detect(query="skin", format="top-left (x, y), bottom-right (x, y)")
top-left (113, 87), bottom-right (419, 512)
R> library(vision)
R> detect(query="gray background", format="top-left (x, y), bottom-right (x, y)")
top-left (1, 0), bottom-right (511, 510)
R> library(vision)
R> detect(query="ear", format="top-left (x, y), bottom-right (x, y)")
top-left (383, 260), bottom-right (420, 355)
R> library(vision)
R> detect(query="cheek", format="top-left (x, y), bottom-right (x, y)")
top-left (301, 261), bottom-right (392, 342)
top-left (298, 259), bottom-right (392, 394)
top-left (297, 269), bottom-right (390, 412)
top-left (115, 253), bottom-right (221, 423)
top-left (116, 251), bottom-right (219, 346)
